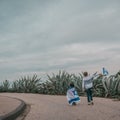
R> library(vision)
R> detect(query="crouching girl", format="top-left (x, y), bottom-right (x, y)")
top-left (66, 82), bottom-right (80, 105)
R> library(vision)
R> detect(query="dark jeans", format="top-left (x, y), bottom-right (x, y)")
top-left (86, 88), bottom-right (93, 102)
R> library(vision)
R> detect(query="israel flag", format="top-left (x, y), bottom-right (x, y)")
top-left (102, 67), bottom-right (109, 76)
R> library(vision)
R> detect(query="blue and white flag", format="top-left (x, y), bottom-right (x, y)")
top-left (66, 87), bottom-right (80, 105)
top-left (102, 67), bottom-right (109, 76)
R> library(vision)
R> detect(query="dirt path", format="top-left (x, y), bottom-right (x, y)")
top-left (1, 93), bottom-right (120, 120)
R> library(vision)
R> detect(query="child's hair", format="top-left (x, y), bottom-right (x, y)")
top-left (83, 72), bottom-right (88, 77)
top-left (69, 82), bottom-right (74, 88)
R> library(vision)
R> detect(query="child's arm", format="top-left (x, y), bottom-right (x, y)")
top-left (92, 72), bottom-right (103, 80)
top-left (92, 72), bottom-right (97, 77)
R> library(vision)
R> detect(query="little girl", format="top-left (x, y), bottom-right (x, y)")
top-left (66, 82), bottom-right (80, 105)
top-left (82, 71), bottom-right (99, 105)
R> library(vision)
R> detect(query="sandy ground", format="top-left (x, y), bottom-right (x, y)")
top-left (0, 93), bottom-right (120, 120)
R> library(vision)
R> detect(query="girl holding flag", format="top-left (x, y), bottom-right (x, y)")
top-left (82, 71), bottom-right (101, 105)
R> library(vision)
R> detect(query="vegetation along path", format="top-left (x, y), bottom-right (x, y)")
top-left (0, 93), bottom-right (120, 120)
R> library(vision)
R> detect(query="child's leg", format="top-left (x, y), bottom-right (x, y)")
top-left (89, 88), bottom-right (93, 101)
top-left (86, 89), bottom-right (91, 103)
top-left (89, 88), bottom-right (94, 105)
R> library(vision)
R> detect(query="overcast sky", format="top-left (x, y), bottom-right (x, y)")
top-left (0, 0), bottom-right (120, 81)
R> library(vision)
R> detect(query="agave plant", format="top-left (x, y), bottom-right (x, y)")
top-left (38, 70), bottom-right (83, 95)
top-left (11, 74), bottom-right (41, 93)
top-left (46, 70), bottom-right (72, 95)
top-left (93, 76), bottom-right (105, 97)
top-left (0, 80), bottom-right (10, 92)
top-left (70, 73), bottom-right (83, 94)
top-left (100, 71), bottom-right (120, 98)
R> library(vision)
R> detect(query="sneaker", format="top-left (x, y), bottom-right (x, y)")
top-left (72, 102), bottom-right (76, 106)
top-left (91, 101), bottom-right (94, 105)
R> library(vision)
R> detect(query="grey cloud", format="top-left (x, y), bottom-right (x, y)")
top-left (106, 47), bottom-right (120, 53)
top-left (0, 0), bottom-right (120, 81)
